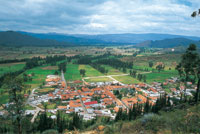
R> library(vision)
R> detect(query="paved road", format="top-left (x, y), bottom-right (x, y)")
top-left (61, 70), bottom-right (67, 89)
top-left (75, 87), bottom-right (88, 114)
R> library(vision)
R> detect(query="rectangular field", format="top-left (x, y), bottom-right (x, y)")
top-left (0, 62), bottom-right (25, 76)
top-left (24, 65), bottom-right (57, 88)
top-left (85, 77), bottom-right (113, 82)
top-left (102, 65), bottom-right (124, 75)
top-left (112, 75), bottom-right (140, 84)
top-left (145, 70), bottom-right (178, 84)
top-left (65, 64), bottom-right (81, 81)
top-left (79, 64), bottom-right (103, 77)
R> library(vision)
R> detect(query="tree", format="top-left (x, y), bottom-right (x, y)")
top-left (149, 61), bottom-right (153, 68)
top-left (191, 9), bottom-right (200, 17)
top-left (176, 44), bottom-right (200, 102)
top-left (38, 103), bottom-right (54, 132)
top-left (80, 69), bottom-right (86, 77)
top-left (143, 75), bottom-right (147, 82)
top-left (156, 64), bottom-right (163, 72)
top-left (2, 77), bottom-right (26, 134)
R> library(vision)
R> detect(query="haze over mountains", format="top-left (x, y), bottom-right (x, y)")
top-left (0, 31), bottom-right (200, 48)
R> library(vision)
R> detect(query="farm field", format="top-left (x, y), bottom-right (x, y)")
top-left (65, 64), bottom-right (81, 81)
top-left (145, 70), bottom-right (178, 84)
top-left (113, 75), bottom-right (140, 84)
top-left (35, 87), bottom-right (55, 94)
top-left (85, 77), bottom-right (113, 82)
top-left (102, 65), bottom-right (124, 75)
top-left (0, 62), bottom-right (25, 76)
top-left (79, 65), bottom-right (103, 77)
top-left (24, 65), bottom-right (57, 88)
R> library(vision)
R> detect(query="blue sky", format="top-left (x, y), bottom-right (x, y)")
top-left (0, 0), bottom-right (200, 36)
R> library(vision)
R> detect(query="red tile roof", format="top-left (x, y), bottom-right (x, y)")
top-left (84, 101), bottom-right (98, 105)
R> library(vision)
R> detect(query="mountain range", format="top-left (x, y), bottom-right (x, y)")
top-left (0, 31), bottom-right (200, 48)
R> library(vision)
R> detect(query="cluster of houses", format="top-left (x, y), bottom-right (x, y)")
top-left (25, 75), bottom-right (197, 120)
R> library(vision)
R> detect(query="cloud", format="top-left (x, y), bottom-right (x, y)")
top-left (0, 0), bottom-right (200, 36)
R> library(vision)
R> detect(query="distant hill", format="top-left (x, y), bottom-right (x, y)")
top-left (1, 31), bottom-right (200, 47)
top-left (0, 31), bottom-right (73, 47)
top-left (136, 38), bottom-right (200, 48)
top-left (21, 32), bottom-right (200, 45)
top-left (72, 33), bottom-right (200, 44)
top-left (20, 32), bottom-right (108, 45)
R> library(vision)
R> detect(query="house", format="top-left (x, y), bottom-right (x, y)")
top-left (57, 106), bottom-right (67, 110)
top-left (80, 113), bottom-right (96, 120)
top-left (84, 101), bottom-right (98, 106)
top-left (101, 109), bottom-right (111, 116)
top-left (25, 110), bottom-right (36, 115)
top-left (51, 115), bottom-right (57, 119)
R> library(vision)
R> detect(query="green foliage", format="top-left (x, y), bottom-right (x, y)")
top-left (42, 129), bottom-right (59, 134)
top-left (0, 63), bottom-right (25, 77)
top-left (149, 61), bottom-right (153, 68)
top-left (80, 69), bottom-right (86, 77)
top-left (176, 44), bottom-right (200, 103)
top-left (3, 77), bottom-right (26, 134)
top-left (64, 64), bottom-right (81, 81)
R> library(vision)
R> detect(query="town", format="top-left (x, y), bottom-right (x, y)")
top-left (25, 72), bottom-right (197, 122)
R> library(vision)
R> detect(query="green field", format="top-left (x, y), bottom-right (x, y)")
top-left (79, 65), bottom-right (103, 77)
top-left (85, 77), bottom-right (113, 82)
top-left (0, 62), bottom-right (25, 76)
top-left (113, 75), bottom-right (140, 84)
top-left (35, 87), bottom-right (55, 94)
top-left (65, 64), bottom-right (81, 81)
top-left (132, 65), bottom-right (153, 72)
top-left (145, 70), bottom-right (178, 83)
top-left (102, 65), bottom-right (124, 75)
top-left (24, 65), bottom-right (57, 88)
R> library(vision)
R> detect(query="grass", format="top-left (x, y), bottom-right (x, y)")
top-left (65, 64), bottom-right (81, 81)
top-left (102, 65), bottom-right (124, 75)
top-left (79, 65), bottom-right (103, 77)
top-left (112, 75), bottom-right (140, 84)
top-left (25, 104), bottom-right (35, 110)
top-left (145, 70), bottom-right (178, 84)
top-left (23, 65), bottom-right (57, 88)
top-left (0, 93), bottom-right (9, 104)
top-left (38, 102), bottom-right (56, 109)
top-left (132, 65), bottom-right (153, 72)
top-left (85, 77), bottom-right (113, 82)
top-left (0, 62), bottom-right (25, 76)
top-left (35, 87), bottom-right (55, 94)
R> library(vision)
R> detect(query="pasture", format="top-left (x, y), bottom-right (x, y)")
top-left (0, 62), bottom-right (25, 76)
top-left (145, 70), bottom-right (178, 84)
top-left (24, 65), bottom-right (57, 88)
top-left (78, 65), bottom-right (103, 77)
top-left (113, 75), bottom-right (140, 84)
top-left (85, 77), bottom-right (113, 82)
top-left (102, 65), bottom-right (124, 75)
top-left (65, 64), bottom-right (81, 81)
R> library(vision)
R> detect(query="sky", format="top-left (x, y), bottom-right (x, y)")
top-left (0, 0), bottom-right (200, 36)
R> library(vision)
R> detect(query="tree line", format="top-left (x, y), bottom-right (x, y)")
top-left (129, 70), bottom-right (146, 82)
